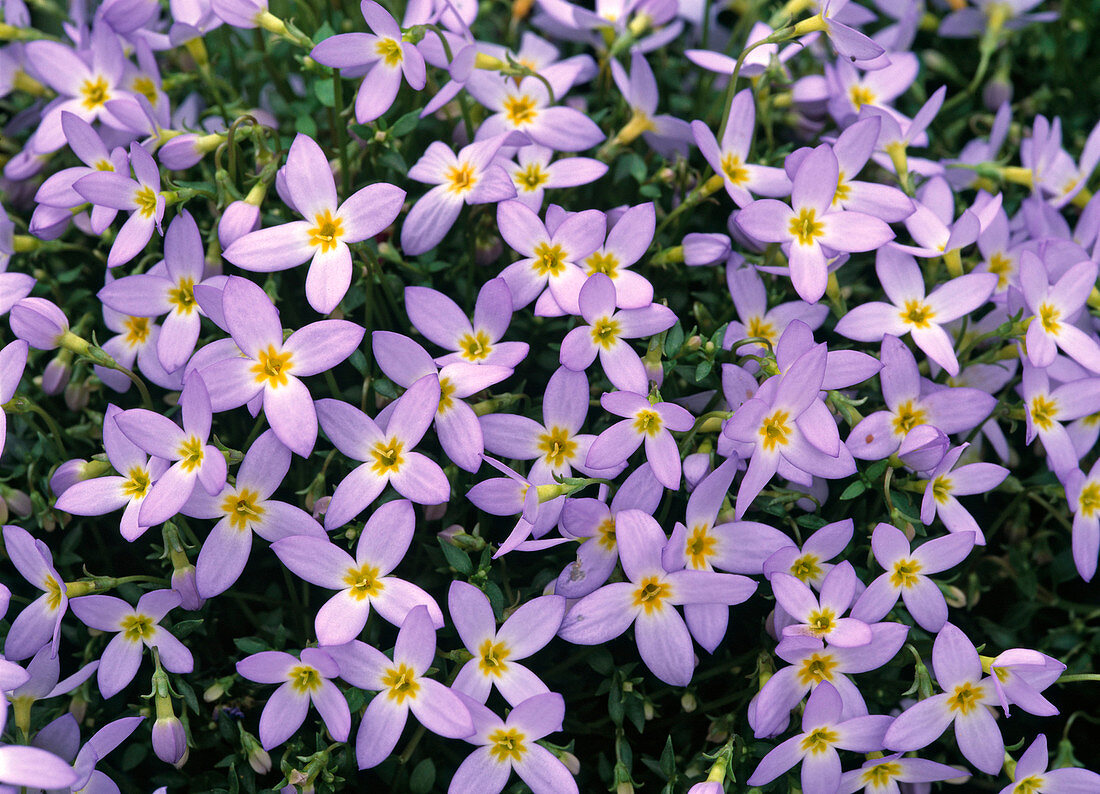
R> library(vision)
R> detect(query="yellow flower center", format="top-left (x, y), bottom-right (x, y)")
top-left (862, 761), bottom-right (903, 786)
top-left (167, 276), bottom-right (196, 314)
top-left (343, 563), bottom-right (384, 600)
top-left (95, 159), bottom-right (115, 171)
top-left (1029, 394), bottom-right (1058, 431)
top-left (251, 345), bottom-right (294, 389)
top-left (121, 613), bottom-right (155, 642)
top-left (759, 410), bottom-right (791, 452)
top-left (1079, 482), bottom-right (1100, 517)
top-left (445, 162), bottom-right (478, 194)
top-left (135, 185), bottom-right (159, 218)
top-left (375, 37), bottom-right (404, 67)
top-left (45, 576), bottom-right (64, 611)
top-left (632, 575), bottom-right (670, 615)
top-left (790, 554), bottom-right (821, 582)
top-left (289, 665), bottom-right (322, 694)
top-left (131, 75), bottom-right (158, 105)
top-left (931, 475), bottom-right (952, 503)
top-left (122, 466), bottom-right (151, 499)
top-left (221, 488), bottom-right (265, 532)
top-left (596, 516), bottom-right (617, 551)
top-left (477, 638), bottom-right (510, 677)
top-left (1038, 302), bottom-right (1061, 334)
top-left (178, 435), bottom-right (204, 472)
top-left (537, 426), bottom-right (577, 469)
top-left (890, 558), bottom-right (923, 588)
top-left (585, 250), bottom-right (619, 278)
top-left (531, 241), bottom-right (567, 277)
top-left (721, 153), bottom-right (749, 186)
top-left (590, 316), bottom-right (621, 349)
top-left (516, 162), bottom-right (549, 191)
top-left (891, 400), bottom-right (928, 435)
top-left (488, 727), bottom-right (527, 763)
top-left (849, 84), bottom-right (876, 109)
top-left (806, 608), bottom-right (836, 636)
top-left (370, 437), bottom-right (405, 475)
top-left (796, 652), bottom-right (837, 686)
top-left (686, 525), bottom-right (716, 569)
top-left (308, 209), bottom-right (344, 253)
top-left (833, 172), bottom-right (851, 205)
top-left (987, 252), bottom-right (1012, 290)
top-left (382, 662), bottom-right (420, 703)
top-left (633, 409), bottom-right (663, 437)
top-left (788, 207), bottom-right (824, 246)
top-left (946, 681), bottom-right (983, 715)
top-left (745, 316), bottom-right (777, 344)
top-left (1013, 775), bottom-right (1045, 794)
top-left (123, 316), bottom-right (151, 345)
top-left (80, 75), bottom-right (110, 109)
top-left (900, 299), bottom-right (935, 328)
top-left (503, 94), bottom-right (538, 126)
top-left (800, 726), bottom-right (840, 754)
top-left (437, 377), bottom-right (456, 415)
top-left (458, 330), bottom-right (493, 362)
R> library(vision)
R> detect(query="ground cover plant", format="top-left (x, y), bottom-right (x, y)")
top-left (2, 0), bottom-right (1100, 791)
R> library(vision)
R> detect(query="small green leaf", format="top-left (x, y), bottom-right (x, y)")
top-left (313, 79), bottom-right (335, 107)
top-left (839, 481), bottom-right (866, 500)
top-left (391, 110), bottom-right (422, 137)
top-left (694, 360), bottom-right (712, 382)
top-left (658, 736), bottom-right (675, 778)
top-left (409, 759), bottom-right (435, 793)
top-left (664, 322), bottom-right (684, 357)
top-left (437, 536), bottom-right (474, 575)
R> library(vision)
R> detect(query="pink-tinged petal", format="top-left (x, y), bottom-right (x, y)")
top-left (310, 32), bottom-right (375, 68)
top-left (195, 519), bottom-right (254, 598)
top-left (898, 575), bottom-right (948, 632)
top-left (389, 452), bottom-right (449, 504)
top-left (850, 574), bottom-right (898, 623)
top-left (449, 746), bottom-right (511, 792)
top-left (527, 106), bottom-right (605, 152)
top-left (800, 747), bottom-right (842, 794)
top-left (643, 429), bottom-right (682, 489)
top-left (792, 146), bottom-right (839, 215)
top-left (285, 134), bottom-right (337, 220)
top-left (97, 633), bottom-right (142, 698)
top-left (371, 577), bottom-right (444, 629)
top-left (436, 405), bottom-right (485, 472)
top-left (932, 622), bottom-right (981, 687)
top-left (146, 628), bottom-right (192, 673)
top-left (339, 182), bottom-right (406, 243)
top-left (735, 448), bottom-right (780, 517)
top-left (107, 213), bottom-right (156, 269)
top-left (372, 331), bottom-right (436, 388)
top-left (137, 463), bottom-right (196, 525)
top-left (557, 582), bottom-right (637, 644)
top-left (771, 573), bottom-right (819, 622)
top-left (559, 325), bottom-right (598, 372)
top-left (788, 242), bottom-right (829, 304)
top-left (316, 399), bottom-right (383, 458)
top-left (55, 477), bottom-right (129, 516)
top-left (97, 274), bottom-right (173, 316)
top-left (910, 324), bottom-right (960, 376)
top-left (954, 707), bottom-right (1003, 775)
top-left (666, 570), bottom-right (756, 606)
top-left (448, 581), bottom-right (496, 650)
top-left (271, 536), bottom-right (352, 589)
top-left (409, 678), bottom-right (475, 739)
top-left (401, 186), bottom-right (464, 256)
top-left (198, 444), bottom-right (227, 495)
top-left (497, 200), bottom-right (544, 257)
top-left (304, 244), bottom-right (352, 314)
top-left (926, 273), bottom-right (997, 321)
top-left (72, 171), bottom-right (139, 210)
top-left (634, 605), bottom-right (695, 686)
top-left (69, 595), bottom-right (132, 631)
top-left (255, 500), bottom-right (324, 541)
top-left (311, 679), bottom-right (350, 742)
top-left (258, 683), bottom-right (309, 750)
top-left (1055, 324), bottom-right (1100, 372)
top-left (237, 429), bottom-right (292, 496)
top-left (616, 304), bottom-right (676, 338)
top-left (222, 276), bottom-right (282, 357)
top-left (883, 693), bottom-right (953, 752)
top-left (615, 509), bottom-right (666, 580)
top-left (846, 412), bottom-right (900, 459)
top-left (263, 378), bottom-right (318, 457)
top-left (736, 199), bottom-right (795, 243)
top-left (236, 651), bottom-right (298, 684)
top-left (157, 311), bottom-right (201, 372)
top-left (322, 640), bottom-right (388, 689)
top-left (357, 498), bottom-right (415, 571)
top-left (355, 62), bottom-right (402, 123)
top-left (223, 221), bottom-right (315, 272)
top-left (746, 734), bottom-right (806, 786)
top-left (198, 357), bottom-right (262, 412)
top-left (388, 374), bottom-right (440, 445)
top-left (473, 278), bottom-right (515, 340)
top-left (585, 419), bottom-right (642, 470)
top-left (834, 302), bottom-right (910, 341)
top-left (405, 286), bottom-right (471, 348)
top-left (818, 210), bottom-right (893, 252)
top-left (513, 743), bottom-right (578, 794)
top-left (356, 689), bottom-right (407, 767)
top-left (497, 595), bottom-right (567, 658)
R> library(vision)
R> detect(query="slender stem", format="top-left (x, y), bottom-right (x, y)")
top-left (1057, 674), bottom-right (1100, 684)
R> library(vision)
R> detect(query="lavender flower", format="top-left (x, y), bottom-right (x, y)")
top-left (920, 443), bottom-right (1009, 545)
top-left (586, 390), bottom-right (694, 490)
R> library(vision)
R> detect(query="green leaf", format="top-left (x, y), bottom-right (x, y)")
top-left (348, 349), bottom-right (368, 375)
top-left (694, 360), bottom-right (712, 382)
top-left (437, 536), bottom-right (474, 575)
top-left (839, 481), bottom-right (866, 500)
top-left (409, 759), bottom-right (435, 793)
top-left (664, 322), bottom-right (684, 358)
top-left (391, 110), bottom-right (422, 137)
top-left (175, 676), bottom-right (200, 715)
top-left (313, 79), bottom-right (335, 107)
top-left (233, 636), bottom-right (268, 655)
top-left (658, 736), bottom-right (675, 778)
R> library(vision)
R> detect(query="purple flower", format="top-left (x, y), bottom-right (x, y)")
top-left (310, 1), bottom-right (426, 124)
top-left (735, 144), bottom-right (894, 303)
top-left (884, 622), bottom-right (1005, 775)
top-left (559, 273), bottom-right (675, 393)
top-left (1065, 458), bottom-right (1100, 580)
top-left (198, 276), bottom-right (364, 456)
top-left (94, 283), bottom-right (182, 393)
top-left (466, 73), bottom-right (604, 153)
top-left (608, 50), bottom-right (692, 157)
top-left (68, 590), bottom-right (192, 698)
top-left (0, 708), bottom-right (79, 790)
top-left (3, 524), bottom-right (71, 660)
top-left (235, 647), bottom-right (350, 750)
top-left (746, 681), bottom-right (892, 794)
top-left (9, 297), bottom-right (72, 350)
top-left (186, 429), bottom-right (327, 598)
top-left (558, 509), bottom-right (756, 686)
top-left (839, 753), bottom-right (965, 794)
top-left (272, 499), bottom-right (442, 644)
top-left (449, 692), bottom-right (577, 794)
top-left (586, 390), bottom-right (694, 490)
top-left (1020, 363), bottom-right (1100, 476)
top-left (851, 523), bottom-right (975, 632)
top-left (497, 144), bottom-right (607, 212)
top-left (222, 133), bottom-right (405, 314)
top-left (920, 443), bottom-right (1008, 545)
top-left (722, 267), bottom-right (828, 355)
top-left (324, 606), bottom-right (474, 769)
top-left (1018, 252), bottom-right (1100, 371)
top-left (316, 375), bottom-right (449, 529)
top-left (0, 339), bottom-right (28, 459)
top-left (995, 734), bottom-right (1100, 794)
top-left (835, 248), bottom-right (997, 376)
top-left (772, 562), bottom-right (872, 648)
top-left (987, 648), bottom-right (1065, 717)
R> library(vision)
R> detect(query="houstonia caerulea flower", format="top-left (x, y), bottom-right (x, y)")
top-left (724, 343), bottom-right (856, 517)
top-left (884, 622), bottom-right (1006, 775)
top-left (586, 391), bottom-right (694, 490)
top-left (27, 713), bottom-right (144, 793)
top-left (465, 456), bottom-right (568, 557)
top-left (8, 647), bottom-right (98, 734)
top-left (325, 606), bottom-right (474, 769)
top-left (1021, 363), bottom-right (1100, 476)
top-left (839, 753), bottom-right (966, 794)
top-left (748, 624), bottom-right (909, 738)
top-left (449, 581), bottom-right (565, 706)
top-left (1018, 252), bottom-right (1100, 371)
top-left (986, 648), bottom-right (1065, 717)
top-left (198, 276), bottom-right (364, 456)
top-left (772, 562), bottom-right (871, 648)
top-left (496, 201), bottom-right (605, 315)
top-left (762, 519), bottom-right (854, 590)
top-left (498, 144), bottom-right (607, 212)
top-left (310, 1), bottom-right (426, 124)
top-left (723, 267), bottom-right (828, 354)
top-left (185, 429), bottom-right (326, 598)
top-left (3, 524), bottom-right (72, 660)
top-left (735, 144), bottom-right (894, 303)
top-left (465, 73), bottom-right (604, 153)
top-left (54, 404), bottom-right (170, 541)
top-left (835, 247), bottom-right (997, 377)
top-left (920, 443), bottom-right (1008, 545)
top-left (400, 135), bottom-right (516, 256)
top-left (608, 51), bottom-right (692, 157)
top-left (68, 590), bottom-right (192, 699)
top-left (995, 734), bottom-right (1100, 794)
top-left (272, 499), bottom-right (443, 645)
top-left (559, 273), bottom-right (675, 393)
top-left (235, 648), bottom-right (350, 750)
top-left (0, 339), bottom-right (28, 459)
top-left (73, 142), bottom-right (168, 268)
top-left (373, 331), bottom-right (513, 473)
top-left (0, 708), bottom-right (79, 790)
top-left (577, 202), bottom-right (656, 310)
top-left (115, 371), bottom-right (227, 526)
top-left (405, 278), bottom-right (529, 368)
top-left (746, 682), bottom-right (893, 794)
top-left (316, 376), bottom-right (449, 529)
top-left (94, 287), bottom-right (182, 394)
top-left (449, 692), bottom-right (577, 794)
top-left (222, 133), bottom-right (405, 313)
top-left (96, 211), bottom-right (220, 372)
top-left (692, 88), bottom-right (791, 208)
top-left (1065, 458), bottom-right (1100, 580)
top-left (851, 523), bottom-right (975, 632)
top-left (558, 510), bottom-right (757, 686)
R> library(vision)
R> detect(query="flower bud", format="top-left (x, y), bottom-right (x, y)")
top-left (64, 376), bottom-right (92, 411)
top-left (2, 486), bottom-right (32, 518)
top-left (10, 297), bottom-right (70, 350)
top-left (152, 715), bottom-right (188, 767)
top-left (218, 199), bottom-right (262, 248)
top-left (897, 425), bottom-right (949, 473)
top-left (171, 564), bottom-right (204, 611)
top-left (424, 502), bottom-right (447, 521)
top-left (41, 351), bottom-right (73, 394)
top-left (240, 727), bottom-right (272, 773)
